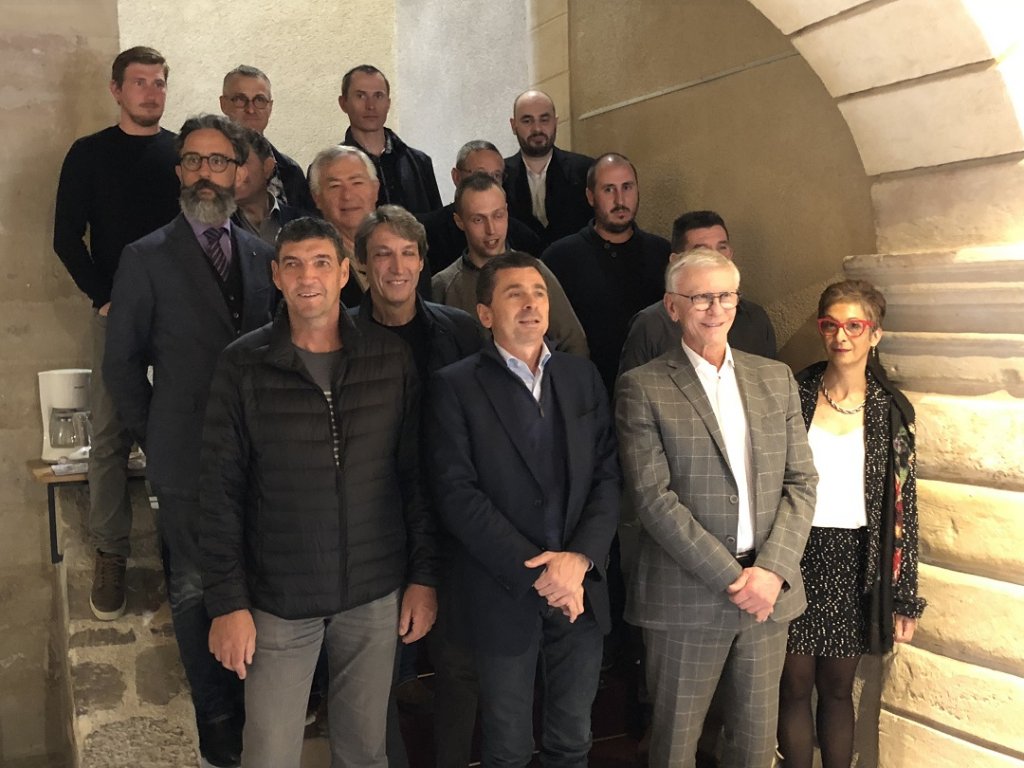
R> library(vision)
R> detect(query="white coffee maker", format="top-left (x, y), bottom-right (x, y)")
top-left (38, 369), bottom-right (91, 463)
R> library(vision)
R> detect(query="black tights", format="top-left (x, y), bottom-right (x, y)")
top-left (777, 652), bottom-right (861, 768)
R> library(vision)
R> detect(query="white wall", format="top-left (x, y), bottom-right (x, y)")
top-left (117, 0), bottom-right (398, 168)
top-left (394, 0), bottom-right (531, 203)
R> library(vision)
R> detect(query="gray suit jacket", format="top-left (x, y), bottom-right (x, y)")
top-left (615, 346), bottom-right (816, 630)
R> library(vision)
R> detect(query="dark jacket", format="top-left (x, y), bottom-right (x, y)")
top-left (796, 360), bottom-right (926, 653)
top-left (618, 298), bottom-right (777, 380)
top-left (427, 344), bottom-right (621, 654)
top-left (503, 146), bottom-right (594, 247)
top-left (104, 215), bottom-right (276, 495)
top-left (543, 223), bottom-right (671, 395)
top-left (418, 202), bottom-right (544, 275)
top-left (342, 127), bottom-right (442, 214)
top-left (350, 293), bottom-right (483, 374)
top-left (270, 143), bottom-right (317, 212)
top-left (200, 307), bottom-right (438, 621)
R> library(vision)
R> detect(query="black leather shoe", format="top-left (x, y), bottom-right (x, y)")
top-left (198, 717), bottom-right (242, 768)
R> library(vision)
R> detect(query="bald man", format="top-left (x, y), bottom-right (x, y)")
top-left (504, 89), bottom-right (593, 247)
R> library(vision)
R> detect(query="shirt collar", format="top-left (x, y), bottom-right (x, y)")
top-left (184, 214), bottom-right (232, 242)
top-left (681, 339), bottom-right (735, 376)
top-left (495, 341), bottom-right (552, 374)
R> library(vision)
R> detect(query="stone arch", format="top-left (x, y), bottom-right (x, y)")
top-left (535, 1), bottom-right (1024, 765)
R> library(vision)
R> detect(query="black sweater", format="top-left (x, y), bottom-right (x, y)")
top-left (53, 126), bottom-right (180, 307)
top-left (543, 224), bottom-right (670, 394)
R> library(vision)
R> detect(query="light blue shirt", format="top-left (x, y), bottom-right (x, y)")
top-left (495, 341), bottom-right (552, 402)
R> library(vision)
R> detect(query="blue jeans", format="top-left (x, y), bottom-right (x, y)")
top-left (153, 488), bottom-right (243, 725)
top-left (475, 605), bottom-right (603, 768)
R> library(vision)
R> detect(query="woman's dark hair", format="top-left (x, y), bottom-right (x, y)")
top-left (817, 279), bottom-right (887, 326)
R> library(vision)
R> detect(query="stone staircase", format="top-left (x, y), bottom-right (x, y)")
top-left (55, 483), bottom-right (200, 767)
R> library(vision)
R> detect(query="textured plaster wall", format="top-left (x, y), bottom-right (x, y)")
top-left (394, 0), bottom-right (531, 203)
top-left (566, 0), bottom-right (876, 373)
top-left (0, 1), bottom-right (119, 762)
top-left (118, 0), bottom-right (398, 168)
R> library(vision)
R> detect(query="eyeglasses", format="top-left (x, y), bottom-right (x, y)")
top-left (179, 153), bottom-right (238, 172)
top-left (668, 291), bottom-right (741, 311)
top-left (816, 316), bottom-right (876, 338)
top-left (227, 94), bottom-right (272, 111)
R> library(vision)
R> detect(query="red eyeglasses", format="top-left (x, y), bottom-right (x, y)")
top-left (816, 316), bottom-right (876, 338)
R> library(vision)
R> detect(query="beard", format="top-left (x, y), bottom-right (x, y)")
top-left (597, 207), bottom-right (635, 235)
top-left (179, 179), bottom-right (238, 225)
top-left (518, 131), bottom-right (555, 158)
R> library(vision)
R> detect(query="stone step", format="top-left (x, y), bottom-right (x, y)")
top-left (55, 484), bottom-right (201, 767)
top-left (881, 644), bottom-right (1024, 759)
top-left (915, 563), bottom-right (1024, 677)
top-left (919, 479), bottom-right (1024, 586)
top-left (907, 390), bottom-right (1024, 492)
top-left (879, 710), bottom-right (1024, 768)
top-left (845, 245), bottom-right (1024, 284)
top-left (845, 248), bottom-right (1024, 333)
top-left (880, 332), bottom-right (1024, 397)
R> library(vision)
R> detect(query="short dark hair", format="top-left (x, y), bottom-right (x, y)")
top-left (671, 210), bottom-right (729, 251)
top-left (241, 127), bottom-right (273, 162)
top-left (586, 152), bottom-right (638, 192)
top-left (341, 65), bottom-right (390, 98)
top-left (276, 217), bottom-right (346, 263)
top-left (223, 65), bottom-right (270, 90)
top-left (455, 140), bottom-right (501, 171)
top-left (817, 279), bottom-right (887, 326)
top-left (476, 251), bottom-right (545, 306)
top-left (354, 205), bottom-right (427, 265)
top-left (176, 114), bottom-right (249, 164)
top-left (111, 46), bottom-right (168, 86)
top-left (454, 172), bottom-right (504, 215)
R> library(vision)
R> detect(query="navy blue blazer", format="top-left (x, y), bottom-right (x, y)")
top-left (104, 214), bottom-right (276, 495)
top-left (427, 344), bottom-right (621, 654)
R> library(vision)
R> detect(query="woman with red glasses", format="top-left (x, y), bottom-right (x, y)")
top-left (776, 279), bottom-right (926, 768)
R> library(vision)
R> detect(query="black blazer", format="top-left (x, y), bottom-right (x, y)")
top-left (503, 146), bottom-right (594, 247)
top-left (427, 345), bottom-right (621, 654)
top-left (104, 214), bottom-right (276, 495)
top-left (270, 143), bottom-right (317, 212)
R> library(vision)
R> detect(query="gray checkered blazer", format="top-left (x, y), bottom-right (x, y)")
top-left (615, 346), bottom-right (817, 629)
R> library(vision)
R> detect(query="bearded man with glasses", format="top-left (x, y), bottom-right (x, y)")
top-left (615, 247), bottom-right (817, 767)
top-left (103, 113), bottom-right (277, 767)
top-left (220, 65), bottom-right (316, 211)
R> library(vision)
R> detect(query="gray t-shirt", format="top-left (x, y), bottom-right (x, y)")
top-left (295, 346), bottom-right (343, 464)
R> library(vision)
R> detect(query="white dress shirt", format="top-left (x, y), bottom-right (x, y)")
top-left (525, 154), bottom-right (552, 228)
top-left (495, 341), bottom-right (552, 402)
top-left (681, 342), bottom-right (756, 553)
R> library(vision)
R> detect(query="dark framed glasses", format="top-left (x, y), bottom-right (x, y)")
top-left (668, 291), bottom-right (741, 311)
top-left (228, 94), bottom-right (272, 111)
top-left (817, 316), bottom-right (876, 338)
top-left (179, 153), bottom-right (238, 172)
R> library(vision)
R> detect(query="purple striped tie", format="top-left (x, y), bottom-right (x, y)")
top-left (203, 227), bottom-right (229, 280)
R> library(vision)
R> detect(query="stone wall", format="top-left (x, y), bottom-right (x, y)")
top-left (0, 1), bottom-right (121, 763)
top-left (117, 0), bottom-right (399, 168)
top-left (562, 0), bottom-right (877, 374)
top-left (562, 0), bottom-right (1024, 764)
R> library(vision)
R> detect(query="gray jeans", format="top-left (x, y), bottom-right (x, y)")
top-left (88, 310), bottom-right (133, 556)
top-left (243, 591), bottom-right (400, 768)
